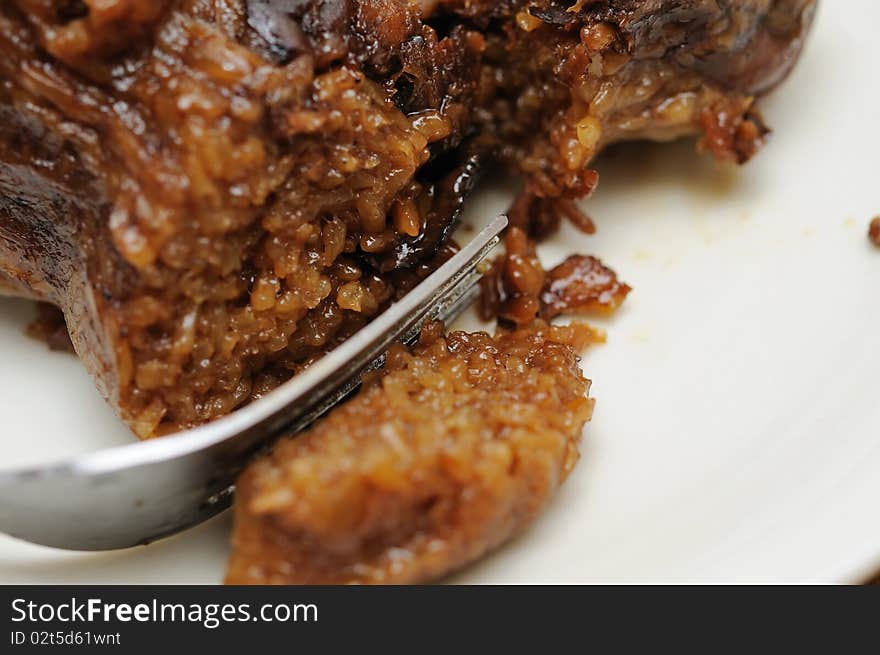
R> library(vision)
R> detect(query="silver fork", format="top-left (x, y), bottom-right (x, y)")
top-left (0, 215), bottom-right (507, 551)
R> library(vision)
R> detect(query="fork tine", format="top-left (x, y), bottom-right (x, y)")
top-left (0, 215), bottom-right (507, 550)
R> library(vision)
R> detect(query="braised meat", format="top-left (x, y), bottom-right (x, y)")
top-left (0, 1), bottom-right (816, 436)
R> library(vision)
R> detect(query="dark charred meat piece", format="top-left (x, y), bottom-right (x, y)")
top-left (870, 217), bottom-right (880, 248)
top-left (226, 321), bottom-right (599, 585)
top-left (0, 0), bottom-right (816, 436)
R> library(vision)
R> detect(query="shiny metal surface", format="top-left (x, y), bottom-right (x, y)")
top-left (0, 215), bottom-right (506, 551)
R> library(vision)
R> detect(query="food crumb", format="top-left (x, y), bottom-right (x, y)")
top-left (869, 216), bottom-right (880, 247)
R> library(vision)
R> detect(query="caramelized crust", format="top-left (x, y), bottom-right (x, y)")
top-left (226, 321), bottom-right (599, 584)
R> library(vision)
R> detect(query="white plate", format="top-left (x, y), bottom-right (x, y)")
top-left (1, 1), bottom-right (878, 584)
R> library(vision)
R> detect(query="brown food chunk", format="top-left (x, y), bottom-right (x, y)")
top-left (0, 1), bottom-right (817, 436)
top-left (479, 223), bottom-right (631, 326)
top-left (869, 217), bottom-right (880, 248)
top-left (541, 254), bottom-right (632, 319)
top-left (226, 321), bottom-right (599, 584)
top-left (481, 226), bottom-right (548, 327)
top-left (698, 106), bottom-right (771, 164)
top-left (508, 192), bottom-right (597, 240)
